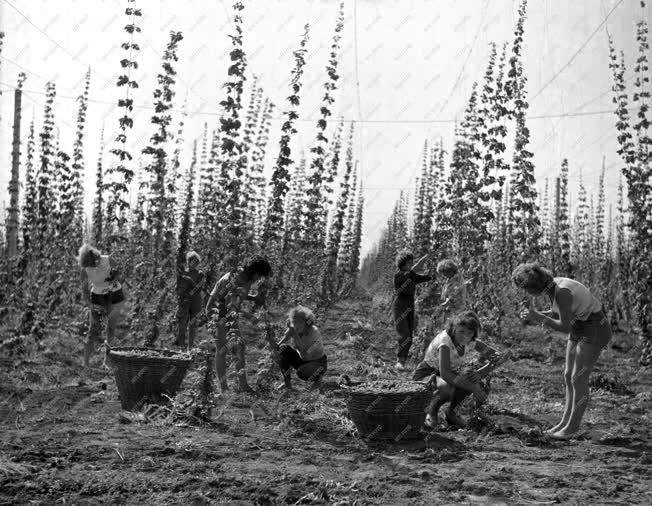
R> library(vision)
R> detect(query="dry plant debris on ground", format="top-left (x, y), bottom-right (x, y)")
top-left (1, 299), bottom-right (650, 504)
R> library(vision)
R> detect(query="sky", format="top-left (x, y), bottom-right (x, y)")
top-left (0, 0), bottom-right (650, 259)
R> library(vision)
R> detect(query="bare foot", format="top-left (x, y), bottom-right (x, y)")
top-left (549, 429), bottom-right (577, 440)
top-left (424, 413), bottom-right (438, 428)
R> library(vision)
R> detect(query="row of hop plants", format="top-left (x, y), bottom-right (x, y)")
top-left (360, 0), bottom-right (652, 366)
top-left (0, 1), bottom-right (364, 356)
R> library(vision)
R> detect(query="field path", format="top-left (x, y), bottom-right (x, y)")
top-left (1, 298), bottom-right (650, 504)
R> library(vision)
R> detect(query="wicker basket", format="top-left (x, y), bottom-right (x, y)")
top-left (106, 346), bottom-right (193, 411)
top-left (346, 380), bottom-right (433, 441)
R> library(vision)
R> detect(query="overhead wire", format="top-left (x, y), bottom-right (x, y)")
top-left (3, 0), bottom-right (117, 86)
top-left (529, 0), bottom-right (624, 103)
top-left (353, 0), bottom-right (365, 193)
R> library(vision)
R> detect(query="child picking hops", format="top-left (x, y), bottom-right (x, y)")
top-left (436, 259), bottom-right (470, 315)
top-left (276, 306), bottom-right (327, 390)
top-left (413, 311), bottom-right (510, 428)
top-left (175, 250), bottom-right (205, 350)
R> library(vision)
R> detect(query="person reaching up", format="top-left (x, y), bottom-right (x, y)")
top-left (392, 251), bottom-right (434, 370)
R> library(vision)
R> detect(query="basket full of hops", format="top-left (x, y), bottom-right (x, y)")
top-left (346, 380), bottom-right (433, 441)
top-left (106, 346), bottom-right (193, 411)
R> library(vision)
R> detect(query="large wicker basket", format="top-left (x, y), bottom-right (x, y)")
top-left (106, 346), bottom-right (193, 411)
top-left (346, 380), bottom-right (433, 441)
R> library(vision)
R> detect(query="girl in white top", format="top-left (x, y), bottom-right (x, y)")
top-left (413, 311), bottom-right (510, 428)
top-left (78, 243), bottom-right (125, 368)
top-left (513, 263), bottom-right (612, 440)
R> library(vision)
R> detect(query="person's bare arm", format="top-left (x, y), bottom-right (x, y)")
top-left (277, 328), bottom-right (292, 346)
top-left (438, 346), bottom-right (484, 396)
top-left (107, 256), bottom-right (122, 283)
top-left (205, 282), bottom-right (219, 315)
top-left (411, 254), bottom-right (429, 272)
top-left (461, 341), bottom-right (496, 382)
top-left (528, 289), bottom-right (573, 333)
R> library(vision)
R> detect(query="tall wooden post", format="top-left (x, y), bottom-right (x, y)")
top-left (6, 87), bottom-right (22, 257)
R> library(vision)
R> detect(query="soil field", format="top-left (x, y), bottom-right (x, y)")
top-left (1, 298), bottom-right (650, 505)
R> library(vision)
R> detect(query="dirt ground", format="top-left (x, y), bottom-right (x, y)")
top-left (1, 298), bottom-right (650, 505)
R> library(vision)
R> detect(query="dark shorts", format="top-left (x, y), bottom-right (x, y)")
top-left (412, 361), bottom-right (440, 381)
top-left (91, 289), bottom-right (125, 306)
top-left (570, 310), bottom-right (612, 348)
top-left (278, 344), bottom-right (328, 382)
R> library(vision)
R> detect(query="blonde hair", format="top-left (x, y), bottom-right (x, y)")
top-left (77, 243), bottom-right (101, 267)
top-left (287, 305), bottom-right (316, 328)
top-left (186, 250), bottom-right (201, 263)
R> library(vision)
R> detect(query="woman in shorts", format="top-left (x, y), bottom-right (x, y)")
top-left (513, 263), bottom-right (612, 440)
top-left (78, 243), bottom-right (126, 368)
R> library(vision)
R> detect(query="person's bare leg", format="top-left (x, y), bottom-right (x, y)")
top-left (553, 341), bottom-right (603, 437)
top-left (547, 340), bottom-right (576, 434)
top-left (85, 307), bottom-right (102, 368)
top-left (106, 302), bottom-right (124, 344)
top-left (426, 378), bottom-right (453, 427)
top-left (214, 322), bottom-right (228, 392)
top-left (445, 387), bottom-right (471, 427)
top-left (188, 319), bottom-right (196, 351)
top-left (235, 338), bottom-right (254, 394)
top-left (104, 302), bottom-right (124, 369)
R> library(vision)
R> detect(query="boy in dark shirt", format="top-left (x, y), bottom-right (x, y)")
top-left (175, 251), bottom-right (205, 350)
top-left (392, 251), bottom-right (432, 370)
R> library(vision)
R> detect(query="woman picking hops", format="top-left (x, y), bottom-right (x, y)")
top-left (413, 311), bottom-right (510, 428)
top-left (77, 243), bottom-right (126, 369)
top-left (512, 263), bottom-right (611, 440)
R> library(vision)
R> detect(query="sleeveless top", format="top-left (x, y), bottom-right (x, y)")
top-left (85, 255), bottom-right (121, 294)
top-left (551, 277), bottom-right (602, 322)
top-left (284, 325), bottom-right (326, 361)
top-left (423, 330), bottom-right (476, 369)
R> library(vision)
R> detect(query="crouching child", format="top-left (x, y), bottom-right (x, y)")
top-left (276, 306), bottom-right (327, 390)
top-left (413, 311), bottom-right (510, 428)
